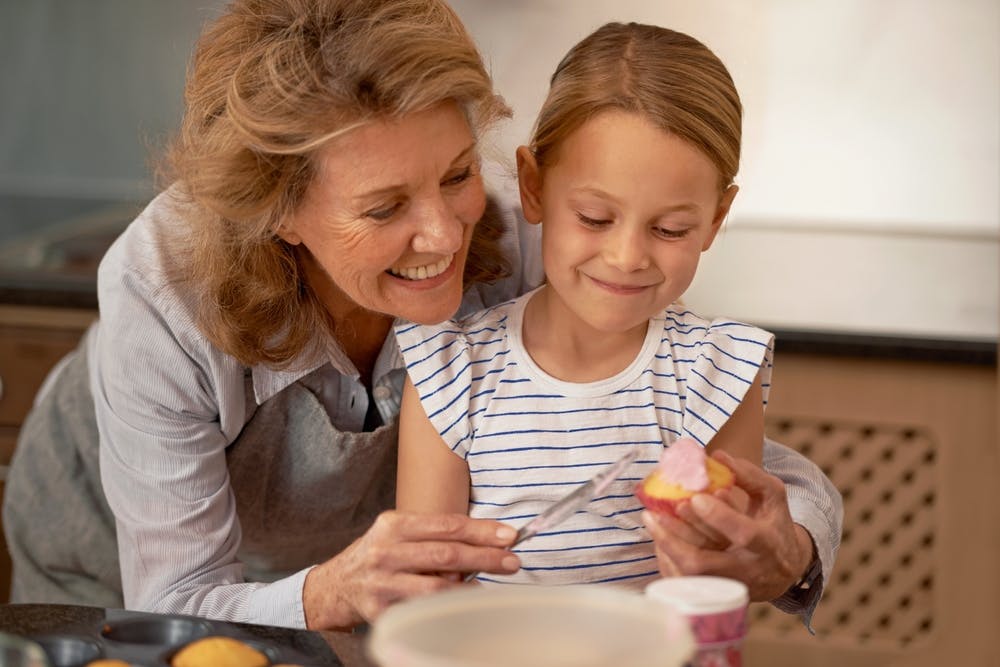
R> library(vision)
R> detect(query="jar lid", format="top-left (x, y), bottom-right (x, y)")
top-left (645, 576), bottom-right (749, 615)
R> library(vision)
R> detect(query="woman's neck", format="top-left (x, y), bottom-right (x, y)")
top-left (333, 309), bottom-right (394, 387)
top-left (300, 251), bottom-right (394, 386)
top-left (521, 286), bottom-right (648, 383)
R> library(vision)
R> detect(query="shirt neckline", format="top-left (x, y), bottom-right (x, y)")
top-left (250, 324), bottom-right (402, 405)
top-left (506, 287), bottom-right (662, 397)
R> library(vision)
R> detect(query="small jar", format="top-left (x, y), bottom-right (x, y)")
top-left (645, 576), bottom-right (749, 667)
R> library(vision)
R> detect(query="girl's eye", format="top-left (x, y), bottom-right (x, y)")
top-left (442, 167), bottom-right (473, 187)
top-left (653, 226), bottom-right (690, 239)
top-left (576, 212), bottom-right (611, 228)
top-left (365, 202), bottom-right (402, 221)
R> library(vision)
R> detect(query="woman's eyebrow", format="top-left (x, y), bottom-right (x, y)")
top-left (352, 143), bottom-right (479, 203)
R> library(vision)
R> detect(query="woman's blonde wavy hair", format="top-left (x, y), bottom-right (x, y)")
top-left (161, 0), bottom-right (511, 367)
top-left (529, 22), bottom-right (742, 194)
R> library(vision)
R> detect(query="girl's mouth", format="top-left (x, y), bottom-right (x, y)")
top-left (589, 275), bottom-right (651, 294)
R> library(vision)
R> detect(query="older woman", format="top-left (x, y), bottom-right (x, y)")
top-left (3, 0), bottom-right (840, 631)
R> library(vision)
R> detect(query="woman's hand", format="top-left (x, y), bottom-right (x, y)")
top-left (642, 451), bottom-right (814, 602)
top-left (302, 511), bottom-right (520, 630)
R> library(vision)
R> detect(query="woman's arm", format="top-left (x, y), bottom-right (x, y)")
top-left (92, 278), bottom-right (297, 624)
top-left (396, 377), bottom-right (471, 514)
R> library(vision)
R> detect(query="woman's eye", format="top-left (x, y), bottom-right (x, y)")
top-left (365, 203), bottom-right (401, 221)
top-left (576, 212), bottom-right (611, 228)
top-left (442, 167), bottom-right (472, 187)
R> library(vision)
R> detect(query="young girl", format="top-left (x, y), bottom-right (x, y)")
top-left (395, 22), bottom-right (773, 588)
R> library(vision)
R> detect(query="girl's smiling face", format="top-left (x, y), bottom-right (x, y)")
top-left (517, 109), bottom-right (737, 337)
top-left (279, 101), bottom-right (486, 326)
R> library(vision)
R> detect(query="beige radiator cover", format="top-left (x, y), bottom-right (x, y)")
top-left (746, 352), bottom-right (998, 666)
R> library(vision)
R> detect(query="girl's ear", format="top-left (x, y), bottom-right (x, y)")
top-left (516, 145), bottom-right (544, 224)
top-left (702, 184), bottom-right (739, 252)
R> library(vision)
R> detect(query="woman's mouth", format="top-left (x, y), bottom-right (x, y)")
top-left (388, 254), bottom-right (454, 281)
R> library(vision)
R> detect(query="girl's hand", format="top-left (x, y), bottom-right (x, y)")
top-left (642, 451), bottom-right (814, 602)
top-left (303, 511), bottom-right (520, 630)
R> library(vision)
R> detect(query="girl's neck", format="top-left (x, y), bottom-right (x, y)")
top-left (521, 286), bottom-right (649, 383)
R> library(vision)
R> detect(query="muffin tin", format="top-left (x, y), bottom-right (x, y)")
top-left (0, 604), bottom-right (343, 666)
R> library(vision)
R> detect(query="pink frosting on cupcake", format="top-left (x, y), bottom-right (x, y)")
top-left (657, 438), bottom-right (709, 491)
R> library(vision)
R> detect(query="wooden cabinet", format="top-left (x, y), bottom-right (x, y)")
top-left (0, 305), bottom-right (95, 602)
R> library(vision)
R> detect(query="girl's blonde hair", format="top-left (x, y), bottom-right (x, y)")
top-left (162, 0), bottom-right (511, 367)
top-left (530, 22), bottom-right (741, 193)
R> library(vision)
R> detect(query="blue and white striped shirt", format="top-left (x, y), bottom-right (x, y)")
top-left (398, 288), bottom-right (774, 588)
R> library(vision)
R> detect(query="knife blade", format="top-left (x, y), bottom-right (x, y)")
top-left (463, 448), bottom-right (639, 582)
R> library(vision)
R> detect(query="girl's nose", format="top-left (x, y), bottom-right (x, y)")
top-left (411, 197), bottom-right (466, 255)
top-left (604, 225), bottom-right (650, 272)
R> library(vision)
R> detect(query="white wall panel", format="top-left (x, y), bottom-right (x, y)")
top-left (452, 0), bottom-right (999, 339)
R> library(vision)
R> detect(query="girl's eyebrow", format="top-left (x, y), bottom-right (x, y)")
top-left (352, 142), bottom-right (478, 203)
top-left (570, 186), bottom-right (703, 215)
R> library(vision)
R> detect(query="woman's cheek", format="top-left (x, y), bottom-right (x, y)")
top-left (455, 178), bottom-right (487, 225)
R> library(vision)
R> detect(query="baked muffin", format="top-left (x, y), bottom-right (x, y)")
top-left (171, 636), bottom-right (269, 667)
top-left (635, 438), bottom-right (734, 515)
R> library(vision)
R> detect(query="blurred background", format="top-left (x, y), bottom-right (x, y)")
top-left (0, 2), bottom-right (996, 664)
top-left (452, 0), bottom-right (999, 342)
top-left (1, 0), bottom-right (995, 340)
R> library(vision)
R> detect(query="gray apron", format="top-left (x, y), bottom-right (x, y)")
top-left (2, 342), bottom-right (397, 605)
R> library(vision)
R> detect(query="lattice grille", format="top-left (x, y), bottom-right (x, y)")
top-left (750, 417), bottom-right (938, 648)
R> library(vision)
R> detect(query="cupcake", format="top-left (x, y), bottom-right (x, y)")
top-left (635, 438), bottom-right (734, 515)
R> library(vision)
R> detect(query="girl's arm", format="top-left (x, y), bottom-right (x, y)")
top-left (704, 367), bottom-right (766, 465)
top-left (396, 376), bottom-right (471, 514)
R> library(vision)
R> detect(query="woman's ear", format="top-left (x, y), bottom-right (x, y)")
top-left (702, 184), bottom-right (739, 252)
top-left (275, 216), bottom-right (302, 245)
top-left (276, 228), bottom-right (302, 245)
top-left (516, 145), bottom-right (544, 224)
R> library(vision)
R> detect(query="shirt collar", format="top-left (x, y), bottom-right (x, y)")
top-left (249, 321), bottom-right (404, 405)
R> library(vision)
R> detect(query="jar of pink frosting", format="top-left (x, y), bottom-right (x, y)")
top-left (645, 576), bottom-right (749, 667)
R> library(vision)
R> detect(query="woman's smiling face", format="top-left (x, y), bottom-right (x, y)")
top-left (279, 101), bottom-right (486, 325)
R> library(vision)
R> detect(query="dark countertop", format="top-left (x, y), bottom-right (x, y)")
top-left (0, 195), bottom-right (142, 310)
top-left (770, 328), bottom-right (996, 366)
top-left (0, 603), bottom-right (362, 666)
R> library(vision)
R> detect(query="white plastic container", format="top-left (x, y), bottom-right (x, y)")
top-left (367, 585), bottom-right (695, 667)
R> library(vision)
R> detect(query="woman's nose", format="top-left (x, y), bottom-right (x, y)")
top-left (604, 225), bottom-right (650, 272)
top-left (411, 197), bottom-right (466, 255)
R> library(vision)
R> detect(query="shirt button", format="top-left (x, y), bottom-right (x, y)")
top-left (372, 386), bottom-right (391, 401)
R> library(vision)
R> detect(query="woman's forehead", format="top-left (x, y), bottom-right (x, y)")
top-left (314, 102), bottom-right (477, 191)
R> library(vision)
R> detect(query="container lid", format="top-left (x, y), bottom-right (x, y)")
top-left (645, 576), bottom-right (749, 615)
top-left (367, 585), bottom-right (695, 667)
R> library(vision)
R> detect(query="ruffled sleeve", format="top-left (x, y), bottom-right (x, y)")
top-left (394, 320), bottom-right (475, 457)
top-left (679, 318), bottom-right (774, 446)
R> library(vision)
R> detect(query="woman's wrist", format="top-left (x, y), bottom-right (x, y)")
top-left (303, 561), bottom-right (360, 631)
top-left (792, 523), bottom-right (818, 583)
